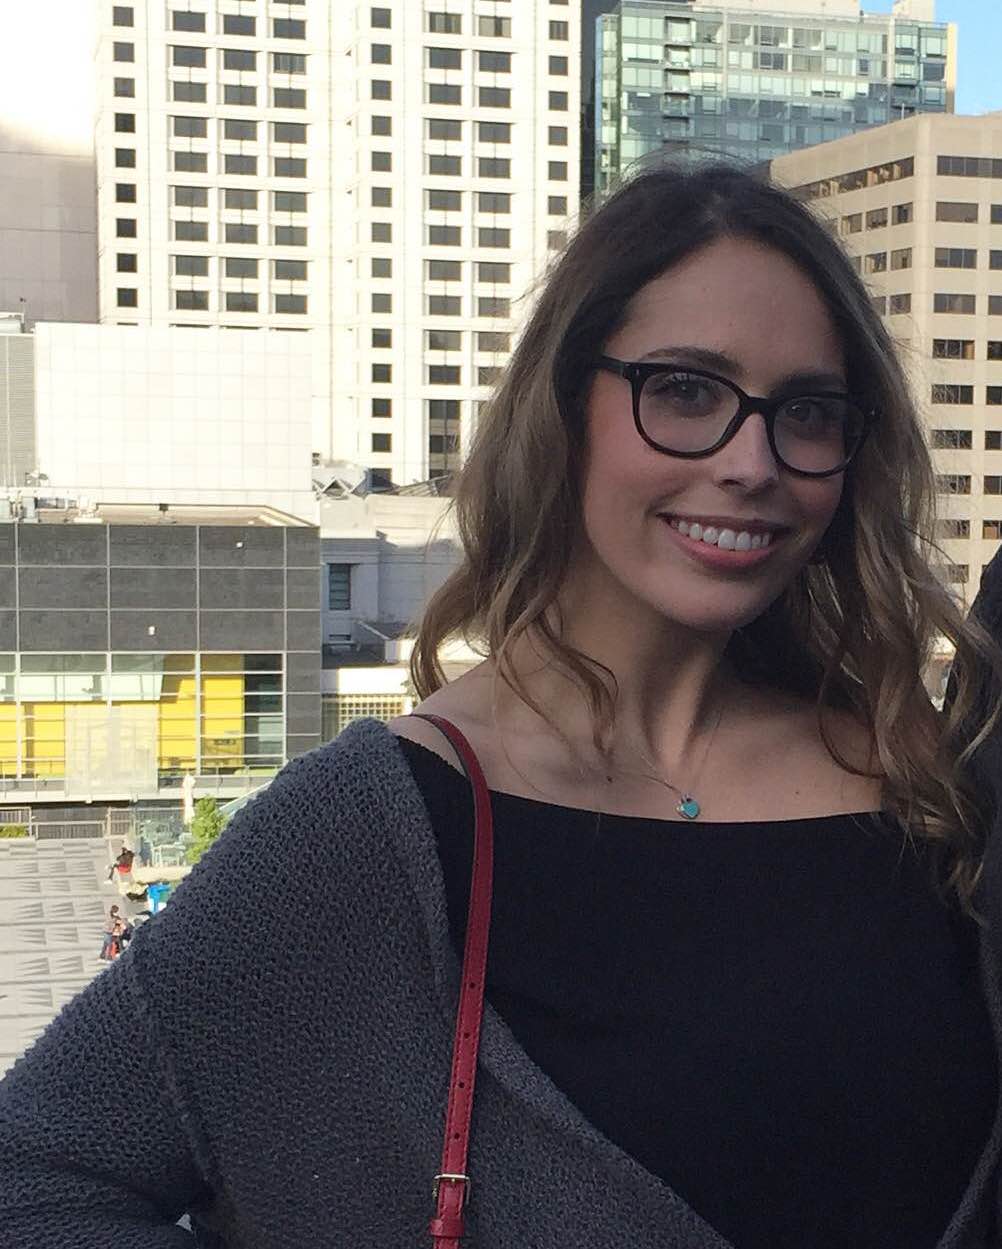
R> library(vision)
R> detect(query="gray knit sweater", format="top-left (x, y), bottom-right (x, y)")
top-left (2, 716), bottom-right (1002, 1248)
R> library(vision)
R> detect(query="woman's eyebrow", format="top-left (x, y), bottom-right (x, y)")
top-left (638, 346), bottom-right (847, 392)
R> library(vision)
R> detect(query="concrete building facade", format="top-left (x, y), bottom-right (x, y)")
top-left (771, 111), bottom-right (1002, 608)
top-left (595, 0), bottom-right (954, 190)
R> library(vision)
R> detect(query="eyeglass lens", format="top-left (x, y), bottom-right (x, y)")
top-left (640, 372), bottom-right (864, 474)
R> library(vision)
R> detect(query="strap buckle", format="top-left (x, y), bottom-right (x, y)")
top-left (432, 1172), bottom-right (471, 1203)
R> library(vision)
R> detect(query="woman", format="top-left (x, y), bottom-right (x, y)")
top-left (2, 164), bottom-right (1002, 1248)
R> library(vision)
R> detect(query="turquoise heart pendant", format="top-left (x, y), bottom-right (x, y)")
top-left (677, 796), bottom-right (700, 820)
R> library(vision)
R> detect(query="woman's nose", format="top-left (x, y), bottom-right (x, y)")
top-left (709, 411), bottom-right (781, 491)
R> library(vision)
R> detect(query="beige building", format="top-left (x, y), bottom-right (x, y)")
top-left (772, 112), bottom-right (1002, 609)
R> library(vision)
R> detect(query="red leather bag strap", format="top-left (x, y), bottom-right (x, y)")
top-left (410, 714), bottom-right (495, 1249)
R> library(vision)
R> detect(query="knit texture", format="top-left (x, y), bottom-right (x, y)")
top-left (1, 717), bottom-right (1002, 1248)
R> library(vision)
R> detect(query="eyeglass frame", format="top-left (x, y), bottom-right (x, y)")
top-left (595, 355), bottom-right (878, 479)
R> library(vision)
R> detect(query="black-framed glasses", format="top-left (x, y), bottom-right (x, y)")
top-left (596, 356), bottom-right (877, 479)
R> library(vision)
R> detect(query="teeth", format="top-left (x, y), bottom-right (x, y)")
top-left (667, 517), bottom-right (777, 551)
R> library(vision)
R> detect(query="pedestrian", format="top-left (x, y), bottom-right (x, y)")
top-left (3, 162), bottom-right (1002, 1248)
top-left (105, 845), bottom-right (134, 884)
top-left (98, 905), bottom-right (121, 962)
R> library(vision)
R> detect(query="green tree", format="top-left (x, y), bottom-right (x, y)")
top-left (186, 797), bottom-right (227, 865)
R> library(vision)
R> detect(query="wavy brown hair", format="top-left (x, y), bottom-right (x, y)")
top-left (411, 163), bottom-right (1002, 913)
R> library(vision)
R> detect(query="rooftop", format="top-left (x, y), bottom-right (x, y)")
top-left (23, 501), bottom-right (314, 529)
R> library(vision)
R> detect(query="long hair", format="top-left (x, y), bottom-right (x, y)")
top-left (411, 163), bottom-right (1002, 913)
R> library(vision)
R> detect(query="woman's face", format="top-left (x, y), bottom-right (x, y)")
top-left (573, 235), bottom-right (848, 638)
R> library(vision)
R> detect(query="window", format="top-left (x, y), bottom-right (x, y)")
top-left (116, 218), bottom-right (137, 238)
top-left (992, 297), bottom-right (1002, 316)
top-left (275, 294), bottom-right (308, 314)
top-left (274, 19), bottom-right (306, 39)
top-left (372, 328), bottom-right (392, 349)
top-left (936, 474), bottom-right (971, 494)
top-left (274, 157), bottom-right (307, 177)
top-left (371, 80), bottom-right (392, 100)
top-left (226, 292), bottom-right (258, 313)
top-left (225, 223), bottom-right (258, 243)
top-left (115, 148), bottom-right (136, 167)
top-left (892, 202), bottom-right (913, 224)
top-left (428, 83), bottom-right (461, 104)
top-left (225, 257), bottom-right (258, 278)
top-left (224, 188), bottom-right (258, 210)
top-left (173, 115), bottom-right (207, 138)
top-left (171, 11), bottom-right (204, 32)
top-left (890, 247), bottom-right (911, 270)
top-left (274, 259), bottom-right (307, 280)
top-left (936, 519), bottom-right (970, 538)
top-left (548, 231), bottom-right (567, 250)
top-left (114, 112), bottom-right (135, 132)
top-left (115, 183), bottom-right (136, 203)
top-left (427, 12), bottom-right (461, 34)
top-left (478, 227), bottom-right (510, 248)
top-left (932, 339), bottom-right (975, 360)
top-left (428, 399), bottom-right (461, 421)
top-left (428, 224), bottom-right (461, 245)
top-left (427, 295), bottom-right (461, 316)
top-left (371, 222), bottom-right (391, 243)
top-left (987, 477), bottom-right (1002, 495)
top-left (222, 14), bottom-right (255, 35)
top-left (989, 388), bottom-right (1002, 406)
top-left (274, 191), bottom-right (307, 212)
top-left (427, 329), bottom-right (462, 350)
top-left (113, 6), bottom-right (134, 25)
top-left (932, 429), bottom-right (973, 449)
top-left (549, 20), bottom-right (569, 40)
top-left (427, 189), bottom-right (462, 210)
top-left (936, 201), bottom-right (978, 223)
top-left (427, 260), bottom-right (462, 281)
top-left (992, 252), bottom-right (1002, 270)
top-left (371, 257), bottom-right (392, 278)
top-left (934, 293), bottom-right (976, 314)
top-left (428, 47), bottom-right (461, 69)
top-left (549, 56), bottom-right (568, 76)
top-left (985, 522), bottom-right (1002, 539)
top-left (841, 213), bottom-right (862, 235)
top-left (477, 262), bottom-right (510, 283)
top-left (114, 77), bottom-right (135, 97)
top-left (174, 220), bottom-right (208, 241)
top-left (116, 253), bottom-right (137, 273)
top-left (990, 342), bottom-right (1002, 361)
top-left (372, 43), bottom-right (392, 64)
top-left (113, 41), bottom-right (134, 61)
top-left (224, 119), bottom-right (257, 141)
top-left (864, 207), bottom-right (888, 230)
top-left (870, 295), bottom-right (886, 315)
top-left (931, 384), bottom-right (974, 404)
top-left (937, 155), bottom-right (1002, 178)
top-left (478, 16), bottom-right (511, 36)
top-left (371, 433), bottom-right (392, 454)
top-left (429, 365), bottom-right (461, 385)
top-left (328, 565), bottom-right (351, 611)
top-left (372, 7), bottom-right (391, 28)
top-left (888, 293), bottom-right (911, 314)
top-left (225, 154), bottom-right (257, 176)
top-left (371, 362), bottom-right (392, 383)
top-left (173, 184), bottom-right (207, 207)
top-left (478, 192), bottom-right (510, 213)
top-left (172, 46), bottom-right (206, 68)
top-left (479, 87), bottom-right (511, 108)
top-left (988, 432), bottom-right (1002, 450)
top-left (548, 195), bottom-right (568, 215)
top-left (277, 123), bottom-right (310, 145)
top-left (173, 81), bottom-right (206, 102)
top-left (935, 247), bottom-right (977, 269)
top-left (174, 152), bottom-right (206, 173)
top-left (548, 161), bottom-right (568, 182)
top-left (944, 564), bottom-right (969, 585)
top-left (477, 296), bottom-right (510, 317)
top-left (478, 51), bottom-right (511, 72)
top-left (116, 288), bottom-right (137, 307)
top-left (271, 87), bottom-right (306, 108)
top-left (275, 225), bottom-right (307, 246)
top-left (225, 85), bottom-right (257, 106)
top-left (549, 126), bottom-right (568, 146)
top-left (549, 91), bottom-right (568, 110)
top-left (274, 53), bottom-right (307, 74)
top-left (175, 255), bottom-right (209, 276)
top-left (479, 158), bottom-right (510, 179)
top-left (478, 121), bottom-right (510, 143)
top-left (223, 50), bottom-right (256, 71)
top-left (428, 154), bottom-right (460, 176)
top-left (478, 331), bottom-right (510, 352)
top-left (427, 118), bottom-right (462, 141)
top-left (176, 290), bottom-right (209, 311)
top-left (371, 187), bottom-right (392, 208)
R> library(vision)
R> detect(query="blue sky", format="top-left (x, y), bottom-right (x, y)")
top-left (865, 0), bottom-right (1002, 115)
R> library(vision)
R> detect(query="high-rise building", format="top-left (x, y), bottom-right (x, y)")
top-left (92, 1), bottom-right (581, 487)
top-left (771, 111), bottom-right (1002, 623)
top-left (595, 0), bottom-right (954, 192)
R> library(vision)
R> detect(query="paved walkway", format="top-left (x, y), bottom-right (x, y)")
top-left (0, 839), bottom-right (135, 1079)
